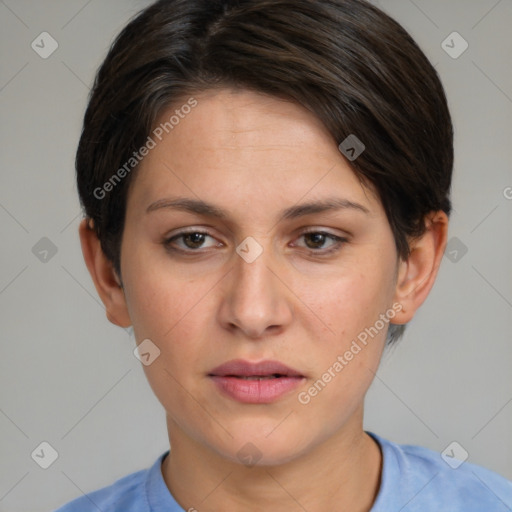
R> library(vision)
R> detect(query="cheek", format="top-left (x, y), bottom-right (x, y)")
top-left (122, 246), bottom-right (211, 340)
top-left (122, 252), bottom-right (220, 380)
top-left (124, 268), bottom-right (214, 420)
top-left (297, 285), bottom-right (386, 427)
top-left (296, 265), bottom-right (392, 402)
top-left (303, 265), bottom-right (394, 343)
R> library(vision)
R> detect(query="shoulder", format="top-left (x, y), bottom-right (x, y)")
top-left (369, 432), bottom-right (512, 512)
top-left (54, 461), bottom-right (153, 512)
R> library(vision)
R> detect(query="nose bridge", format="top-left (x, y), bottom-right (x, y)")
top-left (220, 236), bottom-right (292, 337)
top-left (235, 243), bottom-right (272, 296)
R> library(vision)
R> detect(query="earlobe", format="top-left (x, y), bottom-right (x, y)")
top-left (78, 218), bottom-right (132, 328)
top-left (391, 211), bottom-right (449, 325)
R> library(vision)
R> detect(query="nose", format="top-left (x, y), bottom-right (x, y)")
top-left (217, 240), bottom-right (293, 339)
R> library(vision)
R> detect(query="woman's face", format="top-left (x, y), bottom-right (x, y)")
top-left (119, 88), bottom-right (401, 465)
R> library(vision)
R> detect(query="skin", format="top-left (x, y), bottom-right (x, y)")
top-left (79, 88), bottom-right (448, 511)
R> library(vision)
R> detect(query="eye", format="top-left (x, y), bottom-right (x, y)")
top-left (293, 230), bottom-right (347, 254)
top-left (162, 229), bottom-right (347, 255)
top-left (163, 230), bottom-right (221, 252)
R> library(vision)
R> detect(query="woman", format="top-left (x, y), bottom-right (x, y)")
top-left (56, 0), bottom-right (512, 510)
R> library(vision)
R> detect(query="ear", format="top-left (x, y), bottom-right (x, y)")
top-left (391, 211), bottom-right (449, 325)
top-left (78, 218), bottom-right (131, 328)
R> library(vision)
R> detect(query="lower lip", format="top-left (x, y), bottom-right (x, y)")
top-left (209, 376), bottom-right (304, 404)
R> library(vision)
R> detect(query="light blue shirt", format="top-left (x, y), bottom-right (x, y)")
top-left (54, 432), bottom-right (512, 511)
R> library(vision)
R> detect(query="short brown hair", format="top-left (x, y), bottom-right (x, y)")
top-left (76, 0), bottom-right (453, 344)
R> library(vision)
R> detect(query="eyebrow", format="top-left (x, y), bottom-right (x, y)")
top-left (146, 196), bottom-right (370, 221)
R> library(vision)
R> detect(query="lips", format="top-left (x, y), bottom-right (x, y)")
top-left (208, 359), bottom-right (304, 379)
top-left (208, 359), bottom-right (305, 404)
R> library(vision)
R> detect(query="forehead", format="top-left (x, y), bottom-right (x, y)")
top-left (126, 88), bottom-right (380, 219)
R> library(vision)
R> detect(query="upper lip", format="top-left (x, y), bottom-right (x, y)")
top-left (208, 359), bottom-right (304, 378)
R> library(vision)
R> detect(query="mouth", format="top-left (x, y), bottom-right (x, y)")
top-left (208, 359), bottom-right (304, 379)
top-left (208, 359), bottom-right (305, 404)
top-left (222, 374), bottom-right (289, 380)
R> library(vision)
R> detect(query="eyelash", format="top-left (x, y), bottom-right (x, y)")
top-left (162, 229), bottom-right (348, 256)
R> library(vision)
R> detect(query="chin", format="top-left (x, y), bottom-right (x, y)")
top-left (212, 424), bottom-right (312, 468)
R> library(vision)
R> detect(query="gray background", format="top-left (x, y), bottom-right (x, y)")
top-left (0, 0), bottom-right (511, 510)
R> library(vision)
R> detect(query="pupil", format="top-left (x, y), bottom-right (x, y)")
top-left (185, 233), bottom-right (205, 248)
top-left (305, 233), bottom-right (325, 249)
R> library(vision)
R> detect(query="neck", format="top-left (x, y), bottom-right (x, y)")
top-left (161, 407), bottom-right (382, 512)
